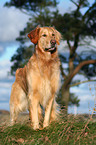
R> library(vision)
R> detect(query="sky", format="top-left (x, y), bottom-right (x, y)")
top-left (0, 0), bottom-right (96, 114)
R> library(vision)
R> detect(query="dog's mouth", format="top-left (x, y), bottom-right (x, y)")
top-left (45, 45), bottom-right (56, 52)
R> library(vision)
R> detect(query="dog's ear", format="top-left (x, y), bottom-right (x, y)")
top-left (51, 27), bottom-right (62, 45)
top-left (28, 26), bottom-right (40, 44)
top-left (55, 30), bottom-right (62, 45)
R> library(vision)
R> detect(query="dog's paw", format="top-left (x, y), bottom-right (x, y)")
top-left (10, 119), bottom-right (16, 126)
top-left (32, 123), bottom-right (40, 130)
top-left (39, 127), bottom-right (44, 130)
top-left (43, 122), bottom-right (49, 128)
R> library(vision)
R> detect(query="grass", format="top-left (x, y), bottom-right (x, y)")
top-left (0, 114), bottom-right (96, 145)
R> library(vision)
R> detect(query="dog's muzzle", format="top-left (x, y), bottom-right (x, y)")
top-left (45, 40), bottom-right (56, 52)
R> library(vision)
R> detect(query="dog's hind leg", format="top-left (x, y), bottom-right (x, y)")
top-left (10, 104), bottom-right (19, 125)
top-left (10, 82), bottom-right (28, 125)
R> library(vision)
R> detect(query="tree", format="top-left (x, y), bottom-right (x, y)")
top-left (4, 0), bottom-right (58, 15)
top-left (53, 0), bottom-right (96, 113)
top-left (5, 0), bottom-right (96, 113)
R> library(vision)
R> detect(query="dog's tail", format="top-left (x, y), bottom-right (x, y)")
top-left (50, 98), bottom-right (61, 123)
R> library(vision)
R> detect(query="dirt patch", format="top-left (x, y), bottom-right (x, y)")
top-left (0, 110), bottom-right (9, 115)
top-left (0, 112), bottom-right (30, 126)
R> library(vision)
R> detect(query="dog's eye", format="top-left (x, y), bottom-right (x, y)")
top-left (52, 33), bottom-right (55, 36)
top-left (42, 34), bottom-right (47, 37)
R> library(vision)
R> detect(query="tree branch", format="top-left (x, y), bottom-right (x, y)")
top-left (70, 0), bottom-right (78, 7)
top-left (67, 40), bottom-right (71, 50)
top-left (82, 2), bottom-right (96, 21)
top-left (60, 63), bottom-right (67, 79)
top-left (73, 34), bottom-right (79, 52)
top-left (64, 60), bottom-right (96, 88)
top-left (20, 9), bottom-right (32, 16)
top-left (69, 79), bottom-right (96, 87)
top-left (70, 60), bottom-right (96, 79)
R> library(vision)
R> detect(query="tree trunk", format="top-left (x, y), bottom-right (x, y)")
top-left (61, 83), bottom-right (70, 115)
top-left (60, 59), bottom-right (96, 115)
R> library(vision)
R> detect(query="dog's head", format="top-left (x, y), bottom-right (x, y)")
top-left (28, 26), bottom-right (61, 53)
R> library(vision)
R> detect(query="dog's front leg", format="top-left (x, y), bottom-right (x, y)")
top-left (43, 97), bottom-right (54, 128)
top-left (29, 93), bottom-right (39, 130)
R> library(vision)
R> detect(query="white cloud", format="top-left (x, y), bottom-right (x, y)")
top-left (0, 82), bottom-right (12, 88)
top-left (0, 46), bottom-right (3, 53)
top-left (80, 94), bottom-right (95, 102)
top-left (58, 0), bottom-right (76, 14)
top-left (0, 60), bottom-right (11, 78)
top-left (0, 1), bottom-right (29, 110)
top-left (0, 102), bottom-right (10, 111)
top-left (70, 81), bottom-right (96, 114)
top-left (0, 7), bottom-right (29, 42)
top-left (0, 5), bottom-right (29, 56)
top-left (0, 59), bottom-right (14, 111)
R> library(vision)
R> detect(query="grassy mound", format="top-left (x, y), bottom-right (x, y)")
top-left (0, 114), bottom-right (96, 145)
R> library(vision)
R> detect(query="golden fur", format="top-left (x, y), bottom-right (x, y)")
top-left (10, 26), bottom-right (61, 130)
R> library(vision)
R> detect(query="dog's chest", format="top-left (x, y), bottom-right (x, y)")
top-left (39, 76), bottom-right (51, 107)
top-left (38, 65), bottom-right (52, 105)
top-left (38, 61), bottom-right (52, 78)
top-left (27, 57), bottom-right (60, 107)
top-left (38, 64), bottom-right (59, 107)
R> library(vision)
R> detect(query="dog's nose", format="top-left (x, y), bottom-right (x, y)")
top-left (50, 40), bottom-right (56, 46)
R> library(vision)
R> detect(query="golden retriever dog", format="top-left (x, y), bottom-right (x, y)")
top-left (10, 26), bottom-right (61, 130)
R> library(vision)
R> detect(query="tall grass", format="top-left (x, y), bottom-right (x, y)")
top-left (0, 113), bottom-right (96, 145)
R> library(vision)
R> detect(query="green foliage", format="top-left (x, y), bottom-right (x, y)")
top-left (69, 93), bottom-right (80, 106)
top-left (4, 0), bottom-right (58, 12)
top-left (84, 2), bottom-right (96, 38)
top-left (10, 45), bottom-right (34, 75)
top-left (53, 2), bottom-right (96, 40)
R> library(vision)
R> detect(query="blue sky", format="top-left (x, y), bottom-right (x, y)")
top-left (0, 0), bottom-right (96, 114)
top-left (0, 0), bottom-right (29, 111)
